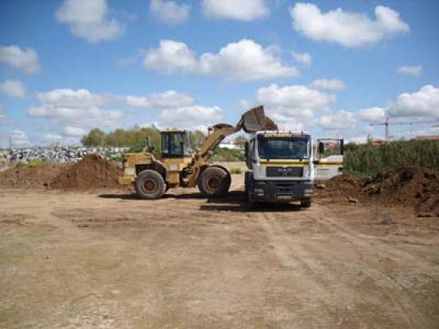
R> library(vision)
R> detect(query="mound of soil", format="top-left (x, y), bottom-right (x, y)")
top-left (325, 174), bottom-right (363, 195)
top-left (0, 164), bottom-right (69, 189)
top-left (322, 167), bottom-right (439, 217)
top-left (363, 166), bottom-right (439, 217)
top-left (0, 155), bottom-right (122, 190)
top-left (51, 154), bottom-right (122, 190)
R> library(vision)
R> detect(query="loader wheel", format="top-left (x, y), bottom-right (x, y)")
top-left (198, 167), bottom-right (231, 198)
top-left (135, 170), bottom-right (165, 200)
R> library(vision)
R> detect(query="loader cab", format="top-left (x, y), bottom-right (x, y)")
top-left (160, 130), bottom-right (192, 158)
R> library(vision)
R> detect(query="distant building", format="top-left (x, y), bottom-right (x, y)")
top-left (414, 135), bottom-right (439, 141)
top-left (219, 141), bottom-right (240, 150)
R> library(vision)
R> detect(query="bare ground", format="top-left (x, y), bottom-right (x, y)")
top-left (1, 175), bottom-right (438, 329)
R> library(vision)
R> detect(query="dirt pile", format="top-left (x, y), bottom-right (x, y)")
top-left (363, 166), bottom-right (439, 217)
top-left (51, 154), bottom-right (122, 190)
top-left (0, 165), bottom-right (68, 189)
top-left (0, 155), bottom-right (122, 190)
top-left (324, 174), bottom-right (363, 196)
top-left (322, 167), bottom-right (439, 217)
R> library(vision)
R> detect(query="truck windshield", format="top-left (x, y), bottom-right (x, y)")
top-left (257, 136), bottom-right (309, 160)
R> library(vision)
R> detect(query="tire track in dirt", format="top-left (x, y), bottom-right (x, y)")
top-left (256, 208), bottom-right (432, 328)
top-left (302, 208), bottom-right (433, 329)
top-left (310, 207), bottom-right (439, 272)
top-left (254, 211), bottom-right (351, 317)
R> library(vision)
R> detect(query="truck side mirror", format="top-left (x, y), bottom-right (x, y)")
top-left (340, 139), bottom-right (344, 155)
top-left (244, 142), bottom-right (249, 156)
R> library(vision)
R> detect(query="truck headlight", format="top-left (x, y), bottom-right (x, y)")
top-left (254, 188), bottom-right (264, 193)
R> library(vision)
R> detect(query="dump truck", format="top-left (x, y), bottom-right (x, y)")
top-left (119, 106), bottom-right (275, 199)
top-left (244, 131), bottom-right (314, 207)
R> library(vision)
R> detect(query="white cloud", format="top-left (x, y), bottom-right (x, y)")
top-left (160, 105), bottom-right (223, 129)
top-left (64, 126), bottom-right (87, 136)
top-left (198, 39), bottom-right (299, 81)
top-left (28, 88), bottom-right (122, 130)
top-left (397, 65), bottom-right (422, 77)
top-left (202, 0), bottom-right (268, 21)
top-left (0, 105), bottom-right (5, 123)
top-left (143, 40), bottom-right (196, 73)
top-left (45, 133), bottom-right (63, 142)
top-left (37, 88), bottom-right (105, 108)
top-left (356, 107), bottom-right (386, 123)
top-left (144, 39), bottom-right (299, 82)
top-left (0, 45), bottom-right (40, 74)
top-left (150, 0), bottom-right (190, 25)
top-left (388, 85), bottom-right (439, 118)
top-left (310, 79), bottom-right (345, 91)
top-left (290, 3), bottom-right (409, 47)
top-left (126, 90), bottom-right (194, 109)
top-left (55, 0), bottom-right (125, 43)
top-left (319, 110), bottom-right (357, 130)
top-left (255, 83), bottom-right (337, 131)
top-left (292, 51), bottom-right (312, 66)
top-left (0, 79), bottom-right (26, 98)
top-left (10, 130), bottom-right (30, 147)
top-left (256, 83), bottom-right (335, 111)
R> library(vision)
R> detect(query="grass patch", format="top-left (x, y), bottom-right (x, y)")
top-left (15, 159), bottom-right (47, 169)
top-left (230, 167), bottom-right (243, 174)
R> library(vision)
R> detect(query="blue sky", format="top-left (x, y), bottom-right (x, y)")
top-left (0, 0), bottom-right (438, 147)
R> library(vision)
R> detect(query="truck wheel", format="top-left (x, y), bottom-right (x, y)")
top-left (135, 170), bottom-right (165, 200)
top-left (300, 200), bottom-right (312, 208)
top-left (198, 167), bottom-right (231, 198)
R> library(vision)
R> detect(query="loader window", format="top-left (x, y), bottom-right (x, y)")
top-left (257, 136), bottom-right (310, 160)
top-left (161, 132), bottom-right (192, 158)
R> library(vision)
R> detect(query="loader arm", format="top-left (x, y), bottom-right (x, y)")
top-left (186, 105), bottom-right (277, 187)
top-left (186, 124), bottom-right (240, 187)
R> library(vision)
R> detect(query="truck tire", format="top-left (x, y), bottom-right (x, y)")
top-left (135, 170), bottom-right (165, 200)
top-left (300, 200), bottom-right (312, 208)
top-left (198, 167), bottom-right (231, 198)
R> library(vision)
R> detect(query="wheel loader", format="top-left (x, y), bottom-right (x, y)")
top-left (118, 106), bottom-right (276, 199)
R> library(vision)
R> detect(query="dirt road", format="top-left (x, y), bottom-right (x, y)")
top-left (1, 177), bottom-right (438, 328)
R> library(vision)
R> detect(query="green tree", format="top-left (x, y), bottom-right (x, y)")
top-left (190, 130), bottom-right (207, 150)
top-left (234, 135), bottom-right (247, 148)
top-left (81, 128), bottom-right (106, 147)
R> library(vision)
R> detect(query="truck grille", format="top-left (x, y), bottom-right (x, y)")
top-left (266, 167), bottom-right (303, 177)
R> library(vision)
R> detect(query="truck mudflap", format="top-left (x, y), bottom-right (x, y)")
top-left (245, 174), bottom-right (313, 203)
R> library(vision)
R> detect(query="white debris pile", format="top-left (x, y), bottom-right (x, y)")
top-left (0, 147), bottom-right (128, 165)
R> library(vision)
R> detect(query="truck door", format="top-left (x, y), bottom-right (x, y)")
top-left (314, 138), bottom-right (344, 181)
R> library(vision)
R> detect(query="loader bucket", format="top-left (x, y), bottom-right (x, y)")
top-left (239, 105), bottom-right (278, 132)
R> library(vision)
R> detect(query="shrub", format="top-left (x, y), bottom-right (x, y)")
top-left (230, 167), bottom-right (243, 174)
top-left (345, 140), bottom-right (439, 176)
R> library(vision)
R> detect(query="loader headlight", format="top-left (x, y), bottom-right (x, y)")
top-left (124, 167), bottom-right (135, 176)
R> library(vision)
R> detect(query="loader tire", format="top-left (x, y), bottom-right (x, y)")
top-left (198, 167), bottom-right (231, 198)
top-left (135, 170), bottom-right (165, 200)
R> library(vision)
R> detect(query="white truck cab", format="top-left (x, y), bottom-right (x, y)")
top-left (245, 131), bottom-right (314, 207)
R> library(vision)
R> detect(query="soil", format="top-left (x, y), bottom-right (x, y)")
top-left (0, 164), bottom-right (68, 189)
top-left (321, 166), bottom-right (439, 217)
top-left (51, 154), bottom-right (122, 190)
top-left (1, 172), bottom-right (439, 328)
top-left (0, 155), bottom-right (122, 190)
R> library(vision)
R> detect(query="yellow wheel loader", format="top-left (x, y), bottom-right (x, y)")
top-left (118, 106), bottom-right (276, 199)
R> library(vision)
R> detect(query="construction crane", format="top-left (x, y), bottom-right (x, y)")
top-left (370, 117), bottom-right (438, 140)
